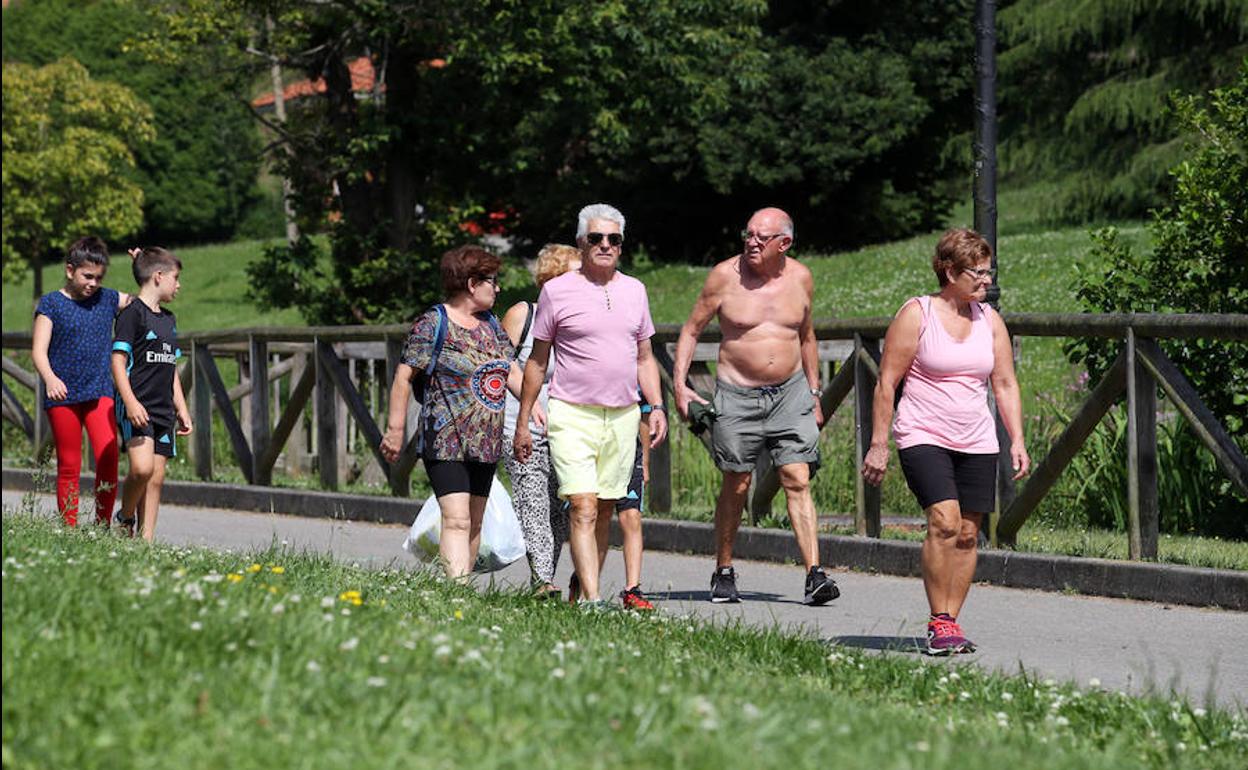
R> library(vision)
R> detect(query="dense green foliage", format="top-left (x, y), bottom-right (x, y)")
top-left (1066, 65), bottom-right (1247, 536)
top-left (2, 0), bottom-right (268, 245)
top-left (1, 58), bottom-right (154, 284)
top-left (5, 513), bottom-right (1246, 769)
top-left (147, 0), bottom-right (977, 323)
top-left (999, 0), bottom-right (1247, 223)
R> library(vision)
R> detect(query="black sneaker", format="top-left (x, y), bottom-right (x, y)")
top-left (115, 509), bottom-right (136, 538)
top-left (803, 566), bottom-right (840, 606)
top-left (710, 566), bottom-right (740, 603)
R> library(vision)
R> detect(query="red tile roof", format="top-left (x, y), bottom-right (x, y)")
top-left (253, 56), bottom-right (376, 108)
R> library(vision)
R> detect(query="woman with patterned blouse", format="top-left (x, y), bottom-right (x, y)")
top-left (380, 246), bottom-right (542, 577)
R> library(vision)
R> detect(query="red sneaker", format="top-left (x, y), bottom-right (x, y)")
top-left (926, 614), bottom-right (976, 655)
top-left (619, 585), bottom-right (655, 612)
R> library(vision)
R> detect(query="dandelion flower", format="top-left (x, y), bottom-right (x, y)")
top-left (246, 564), bottom-right (262, 573)
top-left (226, 574), bottom-right (244, 584)
top-left (454, 609), bottom-right (464, 620)
top-left (270, 566), bottom-right (285, 574)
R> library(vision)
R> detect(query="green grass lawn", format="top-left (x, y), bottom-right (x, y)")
top-left (4, 512), bottom-right (1245, 770)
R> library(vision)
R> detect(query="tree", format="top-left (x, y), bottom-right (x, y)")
top-left (999, 0), bottom-right (1246, 223)
top-left (2, 58), bottom-right (155, 292)
top-left (2, 0), bottom-right (266, 244)
top-left (149, 0), bottom-right (977, 323)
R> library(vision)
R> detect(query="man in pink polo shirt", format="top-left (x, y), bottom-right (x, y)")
top-left (514, 203), bottom-right (668, 610)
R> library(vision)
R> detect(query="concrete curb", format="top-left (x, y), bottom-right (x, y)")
top-left (6, 467), bottom-right (1244, 610)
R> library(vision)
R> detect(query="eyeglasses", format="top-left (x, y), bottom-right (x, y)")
top-left (962, 267), bottom-right (997, 281)
top-left (475, 274), bottom-right (499, 288)
top-left (585, 232), bottom-right (623, 247)
top-left (740, 230), bottom-right (786, 245)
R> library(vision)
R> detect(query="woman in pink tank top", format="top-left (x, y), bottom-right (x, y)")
top-left (860, 229), bottom-right (1030, 656)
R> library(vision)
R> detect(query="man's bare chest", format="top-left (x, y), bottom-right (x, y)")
top-left (719, 283), bottom-right (807, 332)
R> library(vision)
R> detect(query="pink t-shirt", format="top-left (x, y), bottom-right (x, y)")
top-left (893, 295), bottom-right (999, 453)
top-left (532, 270), bottom-right (655, 408)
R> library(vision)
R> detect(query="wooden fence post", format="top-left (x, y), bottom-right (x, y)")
top-left (853, 335), bottom-right (881, 537)
top-left (192, 342), bottom-right (213, 480)
top-left (249, 336), bottom-right (271, 486)
top-left (1125, 328), bottom-right (1159, 560)
top-left (315, 338), bottom-right (339, 490)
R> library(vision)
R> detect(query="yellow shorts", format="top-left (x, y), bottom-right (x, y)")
top-left (547, 398), bottom-right (640, 500)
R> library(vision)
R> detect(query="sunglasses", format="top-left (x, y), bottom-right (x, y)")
top-left (585, 232), bottom-right (623, 247)
top-left (740, 230), bottom-right (786, 245)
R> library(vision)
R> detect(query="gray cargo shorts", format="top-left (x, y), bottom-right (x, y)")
top-left (710, 370), bottom-right (820, 473)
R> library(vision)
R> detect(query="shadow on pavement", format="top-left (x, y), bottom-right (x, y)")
top-left (656, 589), bottom-right (800, 604)
top-left (829, 635), bottom-right (927, 653)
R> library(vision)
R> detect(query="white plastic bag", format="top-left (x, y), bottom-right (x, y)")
top-left (402, 476), bottom-right (525, 573)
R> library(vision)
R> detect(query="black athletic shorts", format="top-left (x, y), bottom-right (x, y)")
top-left (424, 458), bottom-right (494, 498)
top-left (614, 441), bottom-right (644, 514)
top-left (897, 444), bottom-right (996, 513)
top-left (117, 407), bottom-right (177, 458)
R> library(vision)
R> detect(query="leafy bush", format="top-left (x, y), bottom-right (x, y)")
top-left (1064, 65), bottom-right (1247, 534)
top-left (1067, 65), bottom-right (1247, 435)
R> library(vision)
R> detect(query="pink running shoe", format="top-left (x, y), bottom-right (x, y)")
top-left (926, 614), bottom-right (976, 655)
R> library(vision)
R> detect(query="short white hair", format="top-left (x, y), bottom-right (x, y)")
top-left (576, 203), bottom-right (626, 240)
top-left (751, 207), bottom-right (794, 239)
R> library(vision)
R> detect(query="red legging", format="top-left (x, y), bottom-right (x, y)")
top-left (45, 397), bottom-right (119, 526)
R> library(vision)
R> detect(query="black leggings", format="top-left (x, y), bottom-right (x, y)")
top-left (425, 458), bottom-right (495, 498)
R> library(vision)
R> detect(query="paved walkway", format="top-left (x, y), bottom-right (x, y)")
top-left (5, 491), bottom-right (1244, 708)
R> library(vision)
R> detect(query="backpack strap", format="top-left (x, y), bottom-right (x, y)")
top-left (516, 301), bottom-right (535, 359)
top-left (414, 304), bottom-right (449, 457)
top-left (426, 304), bottom-right (449, 380)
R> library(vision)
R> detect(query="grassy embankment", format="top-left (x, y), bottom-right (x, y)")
top-left (3, 511), bottom-right (1245, 770)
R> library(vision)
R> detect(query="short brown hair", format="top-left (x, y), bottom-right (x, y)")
top-left (534, 243), bottom-right (579, 287)
top-left (440, 245), bottom-right (501, 296)
top-left (132, 247), bottom-right (182, 285)
top-left (932, 229), bottom-right (992, 286)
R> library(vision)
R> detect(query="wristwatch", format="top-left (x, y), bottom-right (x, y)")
top-left (809, 387), bottom-right (821, 396)
top-left (640, 403), bottom-right (666, 415)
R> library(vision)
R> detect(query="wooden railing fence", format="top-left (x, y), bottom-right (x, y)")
top-left (4, 312), bottom-right (1245, 560)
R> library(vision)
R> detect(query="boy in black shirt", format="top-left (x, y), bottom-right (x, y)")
top-left (112, 247), bottom-right (192, 540)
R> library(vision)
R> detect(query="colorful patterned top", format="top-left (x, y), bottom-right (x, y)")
top-left (402, 309), bottom-right (515, 462)
top-left (34, 288), bottom-right (121, 409)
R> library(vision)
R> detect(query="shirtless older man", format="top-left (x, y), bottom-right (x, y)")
top-left (673, 207), bottom-right (839, 606)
